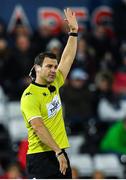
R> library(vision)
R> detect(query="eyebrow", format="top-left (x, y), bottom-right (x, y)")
top-left (45, 64), bottom-right (58, 67)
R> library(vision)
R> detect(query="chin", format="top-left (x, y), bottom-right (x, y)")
top-left (48, 78), bottom-right (55, 83)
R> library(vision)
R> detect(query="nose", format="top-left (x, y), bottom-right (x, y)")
top-left (51, 67), bottom-right (56, 73)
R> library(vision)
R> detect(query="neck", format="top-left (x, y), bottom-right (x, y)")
top-left (35, 76), bottom-right (50, 86)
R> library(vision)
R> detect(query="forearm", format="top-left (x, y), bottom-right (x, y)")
top-left (34, 123), bottom-right (61, 153)
top-left (61, 35), bottom-right (77, 64)
top-left (58, 34), bottom-right (77, 79)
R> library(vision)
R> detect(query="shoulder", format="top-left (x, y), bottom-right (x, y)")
top-left (53, 70), bottom-right (65, 88)
top-left (21, 84), bottom-right (40, 105)
top-left (21, 84), bottom-right (33, 98)
top-left (56, 69), bottom-right (64, 80)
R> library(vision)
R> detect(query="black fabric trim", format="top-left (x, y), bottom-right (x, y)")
top-left (32, 81), bottom-right (56, 93)
top-left (32, 81), bottom-right (47, 87)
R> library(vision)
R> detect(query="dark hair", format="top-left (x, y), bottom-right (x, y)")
top-left (29, 52), bottom-right (57, 80)
top-left (34, 52), bottom-right (57, 66)
top-left (95, 71), bottom-right (113, 87)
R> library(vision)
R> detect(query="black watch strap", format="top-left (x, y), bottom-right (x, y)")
top-left (56, 150), bottom-right (64, 158)
top-left (69, 32), bottom-right (78, 37)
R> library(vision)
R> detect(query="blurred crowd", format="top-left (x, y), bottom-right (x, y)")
top-left (0, 0), bottom-right (126, 178)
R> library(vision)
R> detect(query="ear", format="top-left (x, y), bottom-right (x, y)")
top-left (35, 65), bottom-right (41, 72)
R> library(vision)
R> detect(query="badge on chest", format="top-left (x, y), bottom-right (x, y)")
top-left (46, 95), bottom-right (61, 118)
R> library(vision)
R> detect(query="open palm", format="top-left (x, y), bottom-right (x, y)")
top-left (64, 8), bottom-right (78, 32)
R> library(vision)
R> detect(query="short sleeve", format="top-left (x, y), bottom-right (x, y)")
top-left (55, 70), bottom-right (65, 88)
top-left (21, 94), bottom-right (42, 122)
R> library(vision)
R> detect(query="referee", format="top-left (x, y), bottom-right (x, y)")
top-left (20, 8), bottom-right (78, 179)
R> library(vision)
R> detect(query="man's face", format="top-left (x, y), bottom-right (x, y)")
top-left (39, 57), bottom-right (58, 83)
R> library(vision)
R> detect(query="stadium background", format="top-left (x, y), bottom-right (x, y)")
top-left (0, 0), bottom-right (126, 178)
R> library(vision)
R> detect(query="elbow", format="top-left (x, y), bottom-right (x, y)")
top-left (32, 124), bottom-right (42, 134)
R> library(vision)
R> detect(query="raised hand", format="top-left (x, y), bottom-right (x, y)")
top-left (64, 8), bottom-right (78, 33)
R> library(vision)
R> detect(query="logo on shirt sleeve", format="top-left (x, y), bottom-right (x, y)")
top-left (46, 95), bottom-right (61, 118)
top-left (25, 92), bottom-right (32, 96)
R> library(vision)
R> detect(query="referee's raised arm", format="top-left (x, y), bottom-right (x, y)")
top-left (58, 8), bottom-right (78, 80)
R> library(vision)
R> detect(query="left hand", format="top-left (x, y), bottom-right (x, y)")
top-left (56, 153), bottom-right (68, 175)
top-left (64, 8), bottom-right (78, 33)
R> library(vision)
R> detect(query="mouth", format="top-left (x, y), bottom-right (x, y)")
top-left (49, 74), bottom-right (55, 79)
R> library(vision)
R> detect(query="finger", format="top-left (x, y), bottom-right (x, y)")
top-left (67, 8), bottom-right (71, 13)
top-left (66, 8), bottom-right (69, 12)
top-left (61, 165), bottom-right (65, 174)
top-left (60, 162), bottom-right (66, 174)
top-left (62, 160), bottom-right (68, 174)
top-left (68, 8), bottom-right (72, 16)
top-left (63, 169), bottom-right (66, 175)
top-left (66, 8), bottom-right (71, 17)
top-left (60, 161), bottom-right (64, 173)
top-left (72, 11), bottom-right (76, 17)
top-left (62, 163), bottom-right (68, 175)
top-left (64, 9), bottom-right (67, 19)
top-left (62, 166), bottom-right (67, 175)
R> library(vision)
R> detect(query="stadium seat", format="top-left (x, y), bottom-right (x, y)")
top-left (7, 101), bottom-right (22, 119)
top-left (70, 154), bottom-right (94, 177)
top-left (113, 72), bottom-right (126, 94)
top-left (93, 154), bottom-right (124, 178)
top-left (8, 117), bottom-right (27, 141)
top-left (0, 103), bottom-right (6, 123)
top-left (0, 86), bottom-right (7, 125)
top-left (66, 135), bottom-right (84, 156)
top-left (7, 101), bottom-right (27, 141)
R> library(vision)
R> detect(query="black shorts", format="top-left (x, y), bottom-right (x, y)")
top-left (26, 149), bottom-right (72, 179)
